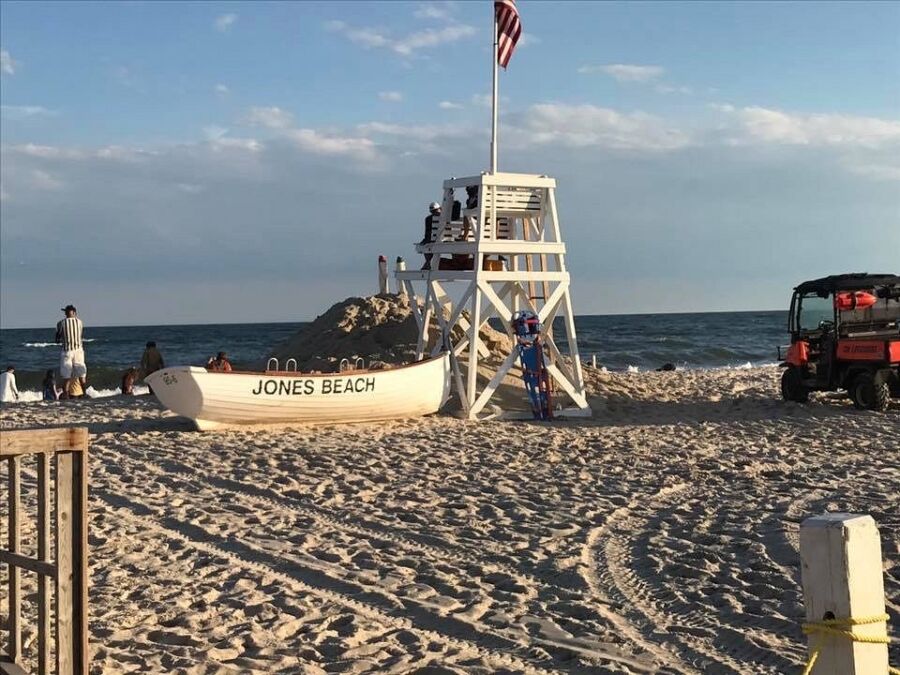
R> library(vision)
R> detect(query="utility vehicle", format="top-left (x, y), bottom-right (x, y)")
top-left (779, 273), bottom-right (900, 410)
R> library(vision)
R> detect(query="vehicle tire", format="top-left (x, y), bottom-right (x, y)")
top-left (781, 368), bottom-right (809, 403)
top-left (852, 372), bottom-right (890, 411)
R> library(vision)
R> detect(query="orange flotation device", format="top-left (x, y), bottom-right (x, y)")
top-left (834, 291), bottom-right (877, 311)
top-left (786, 341), bottom-right (809, 366)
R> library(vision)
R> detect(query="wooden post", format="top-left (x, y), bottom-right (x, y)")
top-left (377, 255), bottom-right (389, 294)
top-left (799, 513), bottom-right (889, 675)
top-left (38, 451), bottom-right (51, 674)
top-left (56, 451), bottom-right (75, 675)
top-left (6, 456), bottom-right (22, 664)
top-left (395, 257), bottom-right (407, 296)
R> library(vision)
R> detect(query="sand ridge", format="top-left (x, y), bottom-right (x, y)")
top-left (1, 366), bottom-right (898, 673)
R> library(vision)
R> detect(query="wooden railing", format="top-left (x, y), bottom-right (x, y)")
top-left (1, 428), bottom-right (89, 675)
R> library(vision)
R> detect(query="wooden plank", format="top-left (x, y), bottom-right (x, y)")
top-left (466, 290), bottom-right (482, 417)
top-left (73, 449), bottom-right (89, 674)
top-left (37, 450), bottom-right (51, 675)
top-left (6, 456), bottom-right (21, 664)
top-left (56, 451), bottom-right (75, 675)
top-left (0, 427), bottom-right (88, 457)
top-left (469, 349), bottom-right (519, 417)
top-left (799, 514), bottom-right (888, 675)
top-left (0, 551), bottom-right (56, 578)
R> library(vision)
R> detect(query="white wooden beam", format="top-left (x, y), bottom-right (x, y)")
top-left (470, 348), bottom-right (520, 417)
top-left (545, 362), bottom-right (589, 409)
top-left (799, 514), bottom-right (888, 675)
top-left (466, 289), bottom-right (483, 417)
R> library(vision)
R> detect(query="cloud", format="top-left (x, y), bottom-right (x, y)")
top-left (511, 103), bottom-right (690, 151)
top-left (655, 84), bottom-right (691, 95)
top-left (214, 13), bottom-right (237, 33)
top-left (413, 2), bottom-right (456, 21)
top-left (578, 64), bottom-right (665, 82)
top-left (716, 105), bottom-right (900, 148)
top-left (1, 105), bottom-right (56, 120)
top-left (1, 49), bottom-right (16, 75)
top-left (202, 125), bottom-right (229, 141)
top-left (378, 91), bottom-right (403, 102)
top-left (439, 101), bottom-right (463, 110)
top-left (285, 129), bottom-right (377, 160)
top-left (214, 83), bottom-right (230, 96)
top-left (245, 106), bottom-right (294, 130)
top-left (517, 33), bottom-right (540, 48)
top-left (325, 20), bottom-right (476, 57)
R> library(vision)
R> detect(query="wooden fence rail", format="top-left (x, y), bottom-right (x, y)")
top-left (1, 428), bottom-right (89, 675)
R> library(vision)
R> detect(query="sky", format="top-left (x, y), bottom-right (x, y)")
top-left (1, 0), bottom-right (898, 328)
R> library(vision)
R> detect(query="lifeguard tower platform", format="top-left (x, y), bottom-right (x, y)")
top-left (396, 171), bottom-right (591, 420)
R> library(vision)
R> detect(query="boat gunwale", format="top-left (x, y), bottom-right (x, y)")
top-left (157, 353), bottom-right (449, 380)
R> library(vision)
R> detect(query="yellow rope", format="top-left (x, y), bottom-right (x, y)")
top-left (800, 613), bottom-right (899, 675)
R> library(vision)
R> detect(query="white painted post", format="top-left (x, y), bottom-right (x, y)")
top-left (378, 255), bottom-right (389, 295)
top-left (799, 513), bottom-right (889, 675)
top-left (591, 354), bottom-right (597, 369)
top-left (395, 257), bottom-right (407, 297)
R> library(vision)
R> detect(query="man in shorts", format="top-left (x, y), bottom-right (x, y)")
top-left (56, 304), bottom-right (87, 397)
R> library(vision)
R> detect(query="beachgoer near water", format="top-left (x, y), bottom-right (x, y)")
top-left (42, 369), bottom-right (59, 401)
top-left (141, 341), bottom-right (164, 393)
top-left (65, 377), bottom-right (84, 399)
top-left (207, 352), bottom-right (233, 372)
top-left (140, 341), bottom-right (164, 378)
top-left (0, 366), bottom-right (20, 403)
top-left (56, 304), bottom-right (87, 395)
top-left (121, 367), bottom-right (138, 395)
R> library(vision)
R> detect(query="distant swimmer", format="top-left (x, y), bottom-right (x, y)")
top-left (207, 351), bottom-right (233, 372)
top-left (56, 304), bottom-right (87, 398)
top-left (0, 366), bottom-right (20, 403)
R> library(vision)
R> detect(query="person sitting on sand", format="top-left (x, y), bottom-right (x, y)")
top-left (65, 377), bottom-right (84, 399)
top-left (207, 352), bottom-right (233, 372)
top-left (121, 367), bottom-right (138, 395)
top-left (42, 369), bottom-right (59, 401)
top-left (0, 366), bottom-right (20, 403)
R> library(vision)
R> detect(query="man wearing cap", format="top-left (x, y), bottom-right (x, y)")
top-left (56, 305), bottom-right (87, 397)
top-left (420, 201), bottom-right (442, 270)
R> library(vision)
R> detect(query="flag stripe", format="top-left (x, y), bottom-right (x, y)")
top-left (495, 0), bottom-right (521, 69)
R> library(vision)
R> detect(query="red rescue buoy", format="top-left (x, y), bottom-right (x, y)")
top-left (834, 291), bottom-right (877, 311)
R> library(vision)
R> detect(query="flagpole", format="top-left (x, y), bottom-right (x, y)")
top-left (490, 4), bottom-right (499, 175)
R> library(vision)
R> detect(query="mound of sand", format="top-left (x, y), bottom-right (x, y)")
top-left (268, 293), bottom-right (511, 371)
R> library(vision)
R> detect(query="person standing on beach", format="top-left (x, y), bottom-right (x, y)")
top-left (140, 341), bottom-right (164, 393)
top-left (56, 304), bottom-right (87, 397)
top-left (0, 366), bottom-right (20, 403)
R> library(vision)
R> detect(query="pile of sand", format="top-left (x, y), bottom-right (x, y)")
top-left (268, 293), bottom-right (511, 371)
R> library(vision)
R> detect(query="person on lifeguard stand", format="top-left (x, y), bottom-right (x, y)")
top-left (420, 202), bottom-right (441, 270)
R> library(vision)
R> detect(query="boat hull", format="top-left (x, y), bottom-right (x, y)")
top-left (146, 354), bottom-right (452, 430)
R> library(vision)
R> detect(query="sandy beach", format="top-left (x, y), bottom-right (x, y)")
top-left (2, 365), bottom-right (897, 674)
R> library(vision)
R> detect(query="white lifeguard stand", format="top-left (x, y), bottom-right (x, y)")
top-left (396, 171), bottom-right (591, 420)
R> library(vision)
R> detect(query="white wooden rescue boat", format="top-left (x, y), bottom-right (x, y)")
top-left (146, 353), bottom-right (451, 431)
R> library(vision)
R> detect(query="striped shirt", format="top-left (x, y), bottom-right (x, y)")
top-left (56, 317), bottom-right (84, 351)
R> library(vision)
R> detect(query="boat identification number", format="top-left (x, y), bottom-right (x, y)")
top-left (251, 377), bottom-right (376, 396)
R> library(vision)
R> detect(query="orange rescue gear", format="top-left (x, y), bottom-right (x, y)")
top-left (786, 341), bottom-right (809, 367)
top-left (834, 291), bottom-right (877, 311)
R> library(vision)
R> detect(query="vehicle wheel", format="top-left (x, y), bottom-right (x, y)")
top-left (781, 368), bottom-right (809, 403)
top-left (852, 372), bottom-right (890, 411)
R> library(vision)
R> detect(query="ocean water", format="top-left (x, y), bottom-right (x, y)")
top-left (0, 311), bottom-right (786, 398)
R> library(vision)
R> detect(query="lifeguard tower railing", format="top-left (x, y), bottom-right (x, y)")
top-left (1, 428), bottom-right (89, 675)
top-left (396, 171), bottom-right (590, 419)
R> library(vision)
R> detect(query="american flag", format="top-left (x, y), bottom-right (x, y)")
top-left (495, 0), bottom-right (522, 69)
